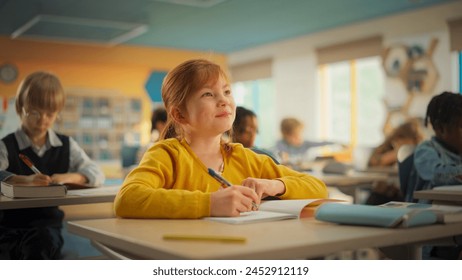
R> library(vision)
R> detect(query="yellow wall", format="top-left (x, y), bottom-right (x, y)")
top-left (0, 36), bottom-right (228, 142)
top-left (0, 36), bottom-right (227, 96)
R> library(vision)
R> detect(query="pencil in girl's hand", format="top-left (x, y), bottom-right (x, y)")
top-left (208, 168), bottom-right (232, 187)
top-left (208, 168), bottom-right (259, 210)
top-left (19, 153), bottom-right (42, 174)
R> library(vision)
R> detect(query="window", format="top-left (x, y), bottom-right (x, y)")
top-left (232, 79), bottom-right (276, 149)
top-left (318, 56), bottom-right (386, 148)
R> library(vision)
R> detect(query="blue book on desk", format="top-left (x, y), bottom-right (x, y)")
top-left (315, 203), bottom-right (438, 228)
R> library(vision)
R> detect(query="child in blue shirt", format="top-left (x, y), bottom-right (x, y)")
top-left (413, 91), bottom-right (462, 259)
top-left (413, 91), bottom-right (462, 195)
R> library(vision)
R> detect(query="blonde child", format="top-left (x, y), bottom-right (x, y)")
top-left (274, 117), bottom-right (333, 166)
top-left (0, 71), bottom-right (104, 259)
top-left (114, 59), bottom-right (327, 218)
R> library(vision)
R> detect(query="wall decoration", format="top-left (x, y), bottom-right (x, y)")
top-left (0, 63), bottom-right (18, 83)
top-left (381, 38), bottom-right (439, 134)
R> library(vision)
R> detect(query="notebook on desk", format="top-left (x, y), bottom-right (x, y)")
top-left (315, 203), bottom-right (438, 228)
top-left (0, 181), bottom-right (98, 198)
top-left (1, 181), bottom-right (67, 198)
top-left (205, 198), bottom-right (342, 224)
top-left (380, 201), bottom-right (462, 224)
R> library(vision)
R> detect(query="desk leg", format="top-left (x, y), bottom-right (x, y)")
top-left (380, 245), bottom-right (422, 260)
top-left (410, 245), bottom-right (423, 260)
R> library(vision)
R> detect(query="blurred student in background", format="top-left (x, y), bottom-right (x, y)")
top-left (148, 107), bottom-right (168, 144)
top-left (273, 117), bottom-right (333, 168)
top-left (414, 91), bottom-right (462, 192)
top-left (365, 119), bottom-right (424, 205)
top-left (232, 106), bottom-right (278, 163)
top-left (136, 107), bottom-right (167, 161)
top-left (0, 71), bottom-right (104, 259)
top-left (413, 91), bottom-right (462, 260)
top-left (368, 118), bottom-right (424, 168)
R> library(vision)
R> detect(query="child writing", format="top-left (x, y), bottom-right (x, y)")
top-left (0, 71), bottom-right (105, 259)
top-left (114, 59), bottom-right (327, 219)
top-left (413, 91), bottom-right (462, 260)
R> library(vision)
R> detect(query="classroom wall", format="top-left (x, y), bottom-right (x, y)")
top-left (0, 37), bottom-right (227, 143)
top-left (228, 1), bottom-right (462, 141)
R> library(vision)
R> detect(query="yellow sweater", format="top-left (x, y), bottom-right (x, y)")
top-left (114, 138), bottom-right (327, 218)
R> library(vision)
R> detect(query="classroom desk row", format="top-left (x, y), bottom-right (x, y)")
top-left (414, 187), bottom-right (462, 206)
top-left (311, 170), bottom-right (392, 203)
top-left (67, 217), bottom-right (462, 260)
top-left (3, 173), bottom-right (460, 260)
top-left (0, 185), bottom-right (120, 210)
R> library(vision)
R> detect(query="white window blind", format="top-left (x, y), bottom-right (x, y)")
top-left (316, 36), bottom-right (383, 65)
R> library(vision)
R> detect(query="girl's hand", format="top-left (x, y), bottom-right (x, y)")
top-left (5, 174), bottom-right (52, 185)
top-left (210, 186), bottom-right (259, 217)
top-left (51, 173), bottom-right (87, 184)
top-left (241, 178), bottom-right (286, 200)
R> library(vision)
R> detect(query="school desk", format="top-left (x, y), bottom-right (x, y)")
top-left (0, 185), bottom-right (120, 210)
top-left (67, 217), bottom-right (462, 260)
top-left (312, 171), bottom-right (392, 203)
top-left (413, 188), bottom-right (462, 206)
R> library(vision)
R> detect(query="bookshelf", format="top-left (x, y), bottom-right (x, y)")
top-left (55, 89), bottom-right (142, 161)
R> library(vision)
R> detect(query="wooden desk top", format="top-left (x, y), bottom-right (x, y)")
top-left (67, 217), bottom-right (462, 260)
top-left (413, 189), bottom-right (462, 206)
top-left (0, 185), bottom-right (119, 210)
top-left (313, 171), bottom-right (390, 187)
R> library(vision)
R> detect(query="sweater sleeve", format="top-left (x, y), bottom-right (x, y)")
top-left (267, 159), bottom-right (328, 199)
top-left (236, 145), bottom-right (328, 199)
top-left (114, 141), bottom-right (211, 219)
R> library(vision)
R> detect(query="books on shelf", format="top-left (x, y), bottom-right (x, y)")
top-left (1, 181), bottom-right (97, 198)
top-left (205, 198), bottom-right (342, 224)
top-left (380, 201), bottom-right (462, 224)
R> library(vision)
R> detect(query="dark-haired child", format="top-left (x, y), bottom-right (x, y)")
top-left (413, 91), bottom-right (462, 259)
top-left (232, 106), bottom-right (278, 163)
top-left (414, 91), bottom-right (462, 194)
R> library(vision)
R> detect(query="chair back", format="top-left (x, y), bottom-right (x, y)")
top-left (397, 144), bottom-right (417, 202)
top-left (121, 145), bottom-right (140, 168)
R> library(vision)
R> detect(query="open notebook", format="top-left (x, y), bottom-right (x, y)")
top-left (205, 198), bottom-right (341, 224)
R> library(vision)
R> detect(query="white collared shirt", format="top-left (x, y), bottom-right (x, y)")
top-left (0, 128), bottom-right (105, 186)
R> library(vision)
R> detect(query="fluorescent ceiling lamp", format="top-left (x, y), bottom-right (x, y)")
top-left (154, 0), bottom-right (226, 8)
top-left (11, 14), bottom-right (148, 46)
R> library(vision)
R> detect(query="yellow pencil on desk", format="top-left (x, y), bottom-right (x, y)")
top-left (163, 234), bottom-right (246, 243)
top-left (208, 168), bottom-right (259, 210)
